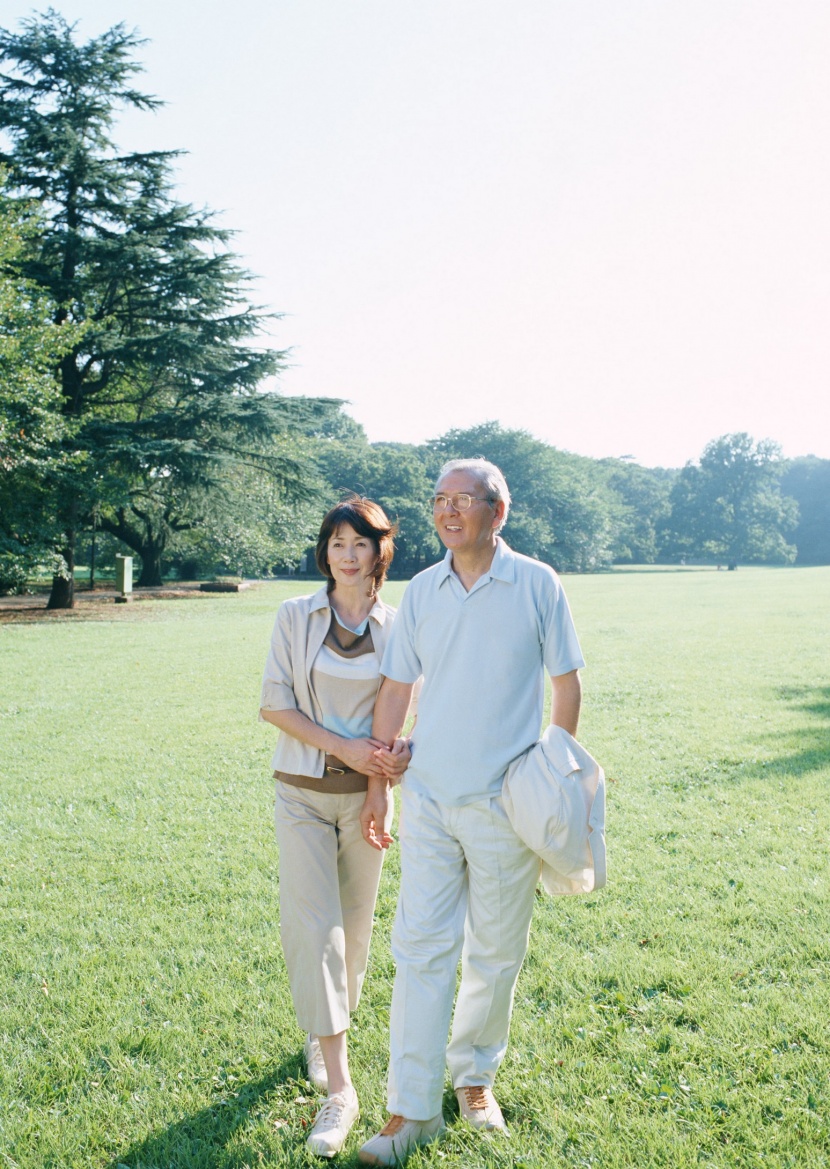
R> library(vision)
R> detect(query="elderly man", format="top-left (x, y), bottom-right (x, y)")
top-left (358, 458), bottom-right (585, 1166)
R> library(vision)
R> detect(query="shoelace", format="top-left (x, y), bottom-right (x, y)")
top-left (380, 1114), bottom-right (406, 1135)
top-left (314, 1091), bottom-right (353, 1129)
top-left (461, 1086), bottom-right (490, 1110)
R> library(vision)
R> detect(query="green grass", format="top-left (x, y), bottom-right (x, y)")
top-left (1, 568), bottom-right (829, 1168)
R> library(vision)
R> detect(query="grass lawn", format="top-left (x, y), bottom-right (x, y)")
top-left (1, 567), bottom-right (828, 1168)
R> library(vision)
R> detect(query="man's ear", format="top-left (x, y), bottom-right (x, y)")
top-left (491, 500), bottom-right (506, 530)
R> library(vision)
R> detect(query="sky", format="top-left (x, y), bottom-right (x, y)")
top-left (2, 0), bottom-right (829, 467)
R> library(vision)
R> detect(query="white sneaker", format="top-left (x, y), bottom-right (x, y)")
top-left (307, 1086), bottom-right (360, 1158)
top-left (358, 1114), bottom-right (445, 1165)
top-left (455, 1085), bottom-right (507, 1131)
top-left (304, 1033), bottom-right (328, 1092)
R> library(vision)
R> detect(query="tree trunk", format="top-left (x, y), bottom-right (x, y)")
top-left (47, 490), bottom-right (80, 608)
top-left (137, 543), bottom-right (164, 587)
top-left (98, 511), bottom-right (166, 587)
top-left (47, 537), bottom-right (75, 608)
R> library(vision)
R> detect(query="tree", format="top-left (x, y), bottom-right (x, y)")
top-left (86, 395), bottom-right (336, 586)
top-left (0, 181), bottom-right (82, 591)
top-left (599, 458), bottom-right (674, 564)
top-left (315, 429), bottom-right (440, 576)
top-left (781, 457), bottom-right (830, 566)
top-left (660, 433), bottom-right (797, 568)
top-left (0, 12), bottom-right (322, 604)
top-left (108, 429), bottom-right (330, 583)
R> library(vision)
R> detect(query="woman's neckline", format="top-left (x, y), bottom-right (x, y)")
top-left (331, 606), bottom-right (370, 636)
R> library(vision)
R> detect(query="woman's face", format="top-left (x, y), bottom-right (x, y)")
top-left (327, 523), bottom-right (378, 590)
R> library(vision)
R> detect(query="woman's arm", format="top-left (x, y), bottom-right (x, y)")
top-left (260, 707), bottom-right (389, 777)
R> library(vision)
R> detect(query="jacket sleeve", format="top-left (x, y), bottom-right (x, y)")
top-left (259, 602), bottom-right (300, 713)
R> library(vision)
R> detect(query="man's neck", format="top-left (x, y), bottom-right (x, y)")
top-left (450, 539), bottom-right (499, 592)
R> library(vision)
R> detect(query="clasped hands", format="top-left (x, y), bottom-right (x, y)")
top-left (334, 735), bottom-right (411, 781)
top-left (345, 736), bottom-right (410, 852)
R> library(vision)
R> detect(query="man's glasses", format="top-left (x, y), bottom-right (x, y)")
top-left (431, 494), bottom-right (493, 511)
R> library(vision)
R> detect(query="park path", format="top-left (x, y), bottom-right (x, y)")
top-left (0, 583), bottom-right (232, 622)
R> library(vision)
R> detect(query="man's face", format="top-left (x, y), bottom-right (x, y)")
top-left (432, 470), bottom-right (503, 555)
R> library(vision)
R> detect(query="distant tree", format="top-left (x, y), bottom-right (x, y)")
top-left (660, 433), bottom-right (797, 568)
top-left (781, 457), bottom-right (830, 565)
top-left (164, 452), bottom-right (326, 580)
top-left (316, 431), bottom-right (439, 576)
top-left (599, 458), bottom-right (674, 564)
top-left (0, 12), bottom-right (322, 603)
top-left (90, 398), bottom-right (334, 586)
top-left (427, 422), bottom-right (617, 571)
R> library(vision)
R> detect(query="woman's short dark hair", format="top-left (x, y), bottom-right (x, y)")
top-left (315, 495), bottom-right (397, 594)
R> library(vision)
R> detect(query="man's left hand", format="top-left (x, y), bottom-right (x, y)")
top-left (359, 777), bottom-right (394, 850)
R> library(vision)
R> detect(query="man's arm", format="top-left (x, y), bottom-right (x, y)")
top-left (360, 677), bottom-right (416, 850)
top-left (372, 677), bottom-right (415, 745)
top-left (550, 669), bottom-right (582, 736)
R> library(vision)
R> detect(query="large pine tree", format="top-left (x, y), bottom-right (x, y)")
top-left (0, 183), bottom-right (83, 592)
top-left (0, 11), bottom-right (322, 604)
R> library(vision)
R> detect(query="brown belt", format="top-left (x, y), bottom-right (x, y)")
top-left (274, 754), bottom-right (367, 794)
top-left (323, 754), bottom-right (355, 775)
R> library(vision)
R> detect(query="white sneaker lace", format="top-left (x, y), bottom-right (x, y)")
top-left (313, 1090), bottom-right (353, 1131)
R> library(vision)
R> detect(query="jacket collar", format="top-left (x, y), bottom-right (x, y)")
top-left (308, 584), bottom-right (389, 625)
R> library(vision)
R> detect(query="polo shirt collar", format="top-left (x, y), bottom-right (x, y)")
top-left (489, 537), bottom-right (516, 583)
top-left (308, 584), bottom-right (389, 625)
top-left (439, 536), bottom-right (516, 587)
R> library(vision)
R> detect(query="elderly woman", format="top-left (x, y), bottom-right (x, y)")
top-left (260, 496), bottom-right (407, 1158)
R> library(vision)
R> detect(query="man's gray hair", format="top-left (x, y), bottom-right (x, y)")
top-left (436, 458), bottom-right (511, 533)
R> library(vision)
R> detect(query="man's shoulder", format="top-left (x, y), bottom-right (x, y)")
top-left (502, 545), bottom-right (561, 588)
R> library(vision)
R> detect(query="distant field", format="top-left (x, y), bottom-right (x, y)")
top-left (1, 567), bottom-right (828, 1168)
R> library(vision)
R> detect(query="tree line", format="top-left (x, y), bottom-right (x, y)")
top-left (1, 14), bottom-right (827, 603)
top-left (282, 421), bottom-right (827, 579)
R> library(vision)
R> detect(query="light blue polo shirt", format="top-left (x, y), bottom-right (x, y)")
top-left (380, 538), bottom-right (585, 806)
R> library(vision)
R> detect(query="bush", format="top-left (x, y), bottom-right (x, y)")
top-left (0, 557), bottom-right (29, 595)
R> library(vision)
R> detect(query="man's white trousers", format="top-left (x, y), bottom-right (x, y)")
top-left (388, 785), bottom-right (540, 1120)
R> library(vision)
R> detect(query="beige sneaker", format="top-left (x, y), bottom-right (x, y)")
top-left (358, 1113), bottom-right (445, 1165)
top-left (455, 1085), bottom-right (507, 1131)
top-left (303, 1033), bottom-right (328, 1092)
top-left (307, 1086), bottom-right (359, 1158)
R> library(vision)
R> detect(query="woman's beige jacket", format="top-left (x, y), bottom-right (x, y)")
top-left (260, 585), bottom-right (396, 777)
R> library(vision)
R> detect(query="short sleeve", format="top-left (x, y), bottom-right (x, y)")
top-left (541, 575), bottom-right (586, 677)
top-left (259, 602), bottom-right (300, 714)
top-left (379, 584), bottom-right (422, 683)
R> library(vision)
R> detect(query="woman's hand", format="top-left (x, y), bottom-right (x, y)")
top-left (335, 736), bottom-right (390, 777)
top-left (373, 737), bottom-right (411, 783)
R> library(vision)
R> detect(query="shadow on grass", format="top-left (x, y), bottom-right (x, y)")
top-left (666, 685), bottom-right (830, 795)
top-left (107, 1063), bottom-right (467, 1169)
top-left (106, 1053), bottom-right (305, 1169)
top-left (762, 685), bottom-right (830, 778)
top-left (738, 682), bottom-right (830, 785)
